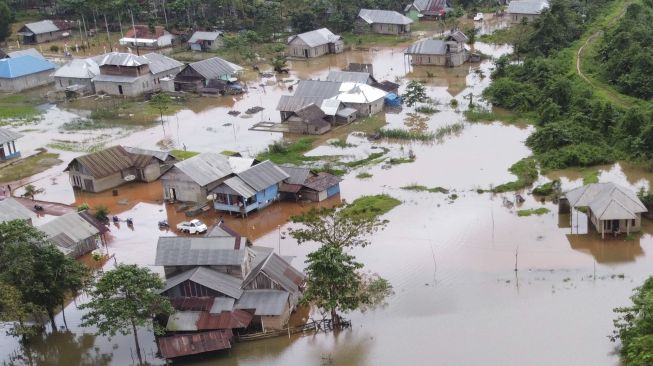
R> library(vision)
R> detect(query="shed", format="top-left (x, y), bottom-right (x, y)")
top-left (174, 57), bottom-right (243, 91)
top-left (0, 127), bottom-right (23, 161)
top-left (404, 0), bottom-right (447, 19)
top-left (288, 103), bottom-right (331, 135)
top-left (158, 329), bottom-right (233, 358)
top-left (287, 28), bottom-right (344, 58)
top-left (188, 31), bottom-right (223, 51)
top-left (119, 25), bottom-right (173, 48)
top-left (346, 63), bottom-right (374, 75)
top-left (16, 20), bottom-right (67, 44)
top-left (279, 167), bottom-right (342, 202)
top-left (0, 198), bottom-right (34, 224)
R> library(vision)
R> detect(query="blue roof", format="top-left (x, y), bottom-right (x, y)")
top-left (0, 55), bottom-right (56, 79)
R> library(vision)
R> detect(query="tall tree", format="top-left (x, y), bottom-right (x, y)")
top-left (80, 264), bottom-right (172, 365)
top-left (0, 0), bottom-right (13, 43)
top-left (611, 277), bottom-right (653, 366)
top-left (402, 80), bottom-right (428, 107)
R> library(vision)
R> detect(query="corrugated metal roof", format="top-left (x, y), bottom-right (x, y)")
top-left (279, 166), bottom-right (312, 185)
top-left (254, 253), bottom-right (305, 293)
top-left (235, 290), bottom-right (289, 316)
top-left (346, 63), bottom-right (374, 75)
top-left (447, 30), bottom-right (468, 43)
top-left (170, 297), bottom-right (215, 311)
top-left (405, 39), bottom-right (447, 55)
top-left (197, 309), bottom-right (252, 329)
top-left (336, 107), bottom-right (357, 117)
top-left (303, 172), bottom-right (341, 192)
top-left (207, 225), bottom-right (236, 238)
top-left (188, 31), bottom-right (222, 43)
top-left (66, 146), bottom-right (135, 178)
top-left (0, 55), bottom-right (56, 79)
top-left (219, 176), bottom-right (257, 198)
top-left (7, 48), bottom-right (45, 60)
top-left (158, 329), bottom-right (232, 358)
top-left (188, 57), bottom-right (243, 80)
top-left (167, 311), bottom-right (200, 331)
top-left (173, 152), bottom-right (233, 187)
top-left (155, 237), bottom-right (245, 266)
top-left (228, 157), bottom-right (255, 174)
top-left (565, 183), bottom-right (647, 220)
top-left (295, 103), bottom-right (326, 121)
top-left (408, 0), bottom-right (447, 13)
top-left (335, 83), bottom-right (387, 104)
top-left (508, 0), bottom-right (549, 14)
top-left (294, 80), bottom-right (342, 98)
top-left (123, 146), bottom-right (171, 162)
top-left (237, 160), bottom-right (289, 191)
top-left (162, 267), bottom-right (244, 298)
top-left (0, 198), bottom-right (34, 223)
top-left (288, 28), bottom-right (340, 48)
top-left (276, 95), bottom-right (325, 112)
top-left (358, 9), bottom-right (413, 25)
top-left (210, 297), bottom-right (236, 313)
top-left (98, 52), bottom-right (149, 67)
top-left (38, 212), bottom-right (100, 243)
top-left (320, 99), bottom-right (342, 116)
top-left (142, 53), bottom-right (183, 74)
top-left (92, 74), bottom-right (139, 83)
top-left (0, 127), bottom-right (23, 145)
top-left (20, 20), bottom-right (59, 34)
top-left (53, 58), bottom-right (100, 79)
top-left (326, 71), bottom-right (373, 84)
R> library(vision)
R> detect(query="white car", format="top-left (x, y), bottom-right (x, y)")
top-left (176, 219), bottom-right (208, 234)
top-left (474, 12), bottom-right (484, 21)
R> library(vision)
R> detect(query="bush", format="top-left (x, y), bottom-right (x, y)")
top-left (49, 45), bottom-right (59, 53)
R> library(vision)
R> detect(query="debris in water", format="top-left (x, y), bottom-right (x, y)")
top-left (117, 199), bottom-right (129, 205)
top-left (227, 110), bottom-right (240, 116)
top-left (223, 123), bottom-right (232, 127)
top-left (245, 106), bottom-right (264, 114)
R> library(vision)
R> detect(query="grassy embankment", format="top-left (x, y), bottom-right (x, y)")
top-left (0, 150), bottom-right (61, 183)
top-left (0, 94), bottom-right (41, 122)
top-left (401, 184), bottom-right (449, 193)
top-left (493, 158), bottom-right (539, 193)
top-left (516, 208), bottom-right (550, 217)
top-left (342, 194), bottom-right (401, 219)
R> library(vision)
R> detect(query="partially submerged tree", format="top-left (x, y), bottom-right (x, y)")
top-left (23, 184), bottom-right (44, 200)
top-left (150, 93), bottom-right (171, 124)
top-left (402, 80), bottom-right (428, 107)
top-left (80, 264), bottom-right (172, 365)
top-left (611, 276), bottom-right (653, 366)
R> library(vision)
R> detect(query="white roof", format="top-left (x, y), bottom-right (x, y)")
top-left (320, 99), bottom-right (342, 116)
top-left (119, 37), bottom-right (158, 44)
top-left (333, 82), bottom-right (387, 104)
top-left (98, 52), bottom-right (149, 67)
top-left (288, 28), bottom-right (340, 48)
top-left (53, 58), bottom-right (100, 79)
top-left (7, 48), bottom-right (45, 60)
top-left (565, 182), bottom-right (647, 220)
top-left (507, 0), bottom-right (549, 15)
top-left (188, 31), bottom-right (222, 43)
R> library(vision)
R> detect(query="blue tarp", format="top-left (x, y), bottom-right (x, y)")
top-left (384, 92), bottom-right (401, 106)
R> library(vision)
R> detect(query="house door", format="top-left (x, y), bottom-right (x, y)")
top-left (0, 146), bottom-right (5, 160)
top-left (304, 49), bottom-right (309, 58)
top-left (84, 179), bottom-right (94, 191)
top-left (168, 188), bottom-right (177, 201)
top-left (611, 220), bottom-right (620, 232)
top-left (118, 85), bottom-right (123, 95)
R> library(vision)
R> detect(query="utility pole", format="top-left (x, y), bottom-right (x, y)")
top-left (129, 8), bottom-right (140, 55)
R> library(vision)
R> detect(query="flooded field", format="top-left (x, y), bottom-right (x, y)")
top-left (1, 18), bottom-right (650, 366)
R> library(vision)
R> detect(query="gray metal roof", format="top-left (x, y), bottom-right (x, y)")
top-left (188, 31), bottom-right (222, 43)
top-left (0, 198), bottom-right (34, 223)
top-left (123, 146), bottom-right (171, 162)
top-left (92, 74), bottom-right (139, 83)
top-left (565, 183), bottom-right (647, 220)
top-left (210, 297), bottom-right (236, 313)
top-left (218, 176), bottom-right (258, 198)
top-left (320, 99), bottom-right (342, 116)
top-left (447, 30), bottom-right (468, 43)
top-left (288, 28), bottom-right (341, 48)
top-left (276, 95), bottom-right (325, 112)
top-left (52, 58), bottom-right (100, 79)
top-left (142, 52), bottom-right (184, 74)
top-left (280, 165), bottom-right (312, 185)
top-left (405, 39), bottom-right (447, 55)
top-left (358, 9), bottom-right (413, 25)
top-left (294, 80), bottom-right (342, 98)
top-left (38, 212), bottom-right (100, 243)
top-left (188, 57), bottom-right (243, 80)
top-left (326, 71), bottom-right (373, 84)
top-left (0, 127), bottom-right (23, 145)
top-left (174, 152), bottom-right (233, 187)
top-left (237, 160), bottom-right (289, 191)
top-left (162, 266), bottom-right (243, 299)
top-left (337, 107), bottom-right (357, 117)
top-left (243, 253), bottom-right (304, 293)
top-left (155, 236), bottom-right (245, 266)
top-left (235, 290), bottom-right (289, 316)
top-left (98, 52), bottom-right (149, 67)
top-left (507, 0), bottom-right (549, 14)
top-left (20, 20), bottom-right (59, 35)
top-left (7, 48), bottom-right (45, 60)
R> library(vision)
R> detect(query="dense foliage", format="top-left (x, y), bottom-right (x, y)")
top-left (0, 0), bottom-right (13, 42)
top-left (611, 277), bottom-right (653, 366)
top-left (596, 1), bottom-right (653, 100)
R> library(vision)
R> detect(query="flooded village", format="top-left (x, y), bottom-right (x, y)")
top-left (1, 0), bottom-right (653, 365)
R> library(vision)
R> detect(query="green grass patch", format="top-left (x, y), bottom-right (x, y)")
top-left (220, 150), bottom-right (239, 156)
top-left (345, 148), bottom-right (390, 168)
top-left (256, 138), bottom-right (319, 165)
top-left (0, 94), bottom-right (41, 121)
top-left (401, 184), bottom-right (449, 193)
top-left (329, 138), bottom-right (356, 148)
top-left (493, 158), bottom-right (539, 193)
top-left (464, 108), bottom-right (533, 123)
top-left (342, 32), bottom-right (409, 47)
top-left (415, 105), bottom-right (439, 115)
top-left (0, 151), bottom-right (62, 183)
top-left (388, 157), bottom-right (415, 165)
top-left (342, 194), bottom-right (401, 219)
top-left (532, 179), bottom-right (561, 196)
top-left (582, 170), bottom-right (600, 185)
top-left (377, 128), bottom-right (435, 141)
top-left (517, 208), bottom-right (551, 217)
top-left (356, 172), bottom-right (373, 179)
top-left (170, 150), bottom-right (200, 160)
top-left (435, 123), bottom-right (465, 140)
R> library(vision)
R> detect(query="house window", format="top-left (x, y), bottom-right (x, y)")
top-left (632, 219), bottom-right (636, 226)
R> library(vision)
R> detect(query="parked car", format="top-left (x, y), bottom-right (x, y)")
top-left (473, 12), bottom-right (484, 21)
top-left (176, 219), bottom-right (208, 234)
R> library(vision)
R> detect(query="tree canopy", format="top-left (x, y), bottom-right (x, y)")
top-left (0, 0), bottom-right (12, 43)
top-left (611, 276), bottom-right (653, 366)
top-left (402, 81), bottom-right (429, 108)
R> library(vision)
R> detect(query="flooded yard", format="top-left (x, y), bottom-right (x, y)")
top-left (0, 22), bottom-right (649, 365)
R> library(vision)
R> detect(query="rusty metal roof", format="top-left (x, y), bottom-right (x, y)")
top-left (161, 266), bottom-right (244, 299)
top-left (170, 297), bottom-right (215, 311)
top-left (65, 146), bottom-right (134, 178)
top-left (197, 310), bottom-right (252, 330)
top-left (210, 297), bottom-right (235, 313)
top-left (158, 329), bottom-right (233, 358)
top-left (242, 252), bottom-right (305, 294)
top-left (303, 172), bottom-right (342, 192)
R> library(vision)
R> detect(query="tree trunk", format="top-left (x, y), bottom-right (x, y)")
top-left (47, 308), bottom-right (57, 331)
top-left (61, 300), bottom-right (68, 329)
top-left (330, 309), bottom-right (339, 328)
top-left (131, 319), bottom-right (143, 365)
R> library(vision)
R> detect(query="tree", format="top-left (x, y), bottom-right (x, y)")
top-left (149, 93), bottom-right (171, 124)
top-left (80, 264), bottom-right (172, 365)
top-left (0, 280), bottom-right (38, 339)
top-left (402, 80), bottom-right (428, 107)
top-left (271, 55), bottom-right (288, 73)
top-left (611, 276), bottom-right (653, 366)
top-left (289, 8), bottom-right (318, 33)
top-left (22, 184), bottom-right (44, 200)
top-left (0, 0), bottom-right (13, 43)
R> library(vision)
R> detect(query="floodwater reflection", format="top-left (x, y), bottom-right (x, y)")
top-left (6, 331), bottom-right (112, 366)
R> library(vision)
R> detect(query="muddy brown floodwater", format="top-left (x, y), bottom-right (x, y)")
top-left (1, 23), bottom-right (650, 365)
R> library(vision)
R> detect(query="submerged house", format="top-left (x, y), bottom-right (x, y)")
top-left (404, 0), bottom-right (448, 20)
top-left (287, 28), bottom-right (344, 58)
top-left (279, 166), bottom-right (341, 202)
top-left (38, 212), bottom-right (106, 257)
top-left (155, 232), bottom-right (305, 358)
top-left (507, 0), bottom-right (549, 24)
top-left (16, 20), bottom-right (71, 44)
top-left (174, 57), bottom-right (243, 92)
top-left (0, 128), bottom-right (23, 161)
top-left (52, 57), bottom-right (101, 93)
top-left (211, 160), bottom-right (289, 216)
top-left (161, 152), bottom-right (256, 204)
top-left (65, 145), bottom-right (176, 192)
top-left (188, 31), bottom-right (223, 51)
top-left (286, 103), bottom-right (332, 135)
top-left (326, 70), bottom-right (376, 85)
top-left (564, 183), bottom-right (648, 238)
top-left (0, 198), bottom-right (34, 224)
top-left (356, 9), bottom-right (413, 35)
top-left (119, 25), bottom-right (174, 48)
top-left (92, 52), bottom-right (183, 96)
top-left (404, 30), bottom-right (469, 67)
top-left (0, 55), bottom-right (57, 92)
top-left (334, 82), bottom-right (387, 116)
